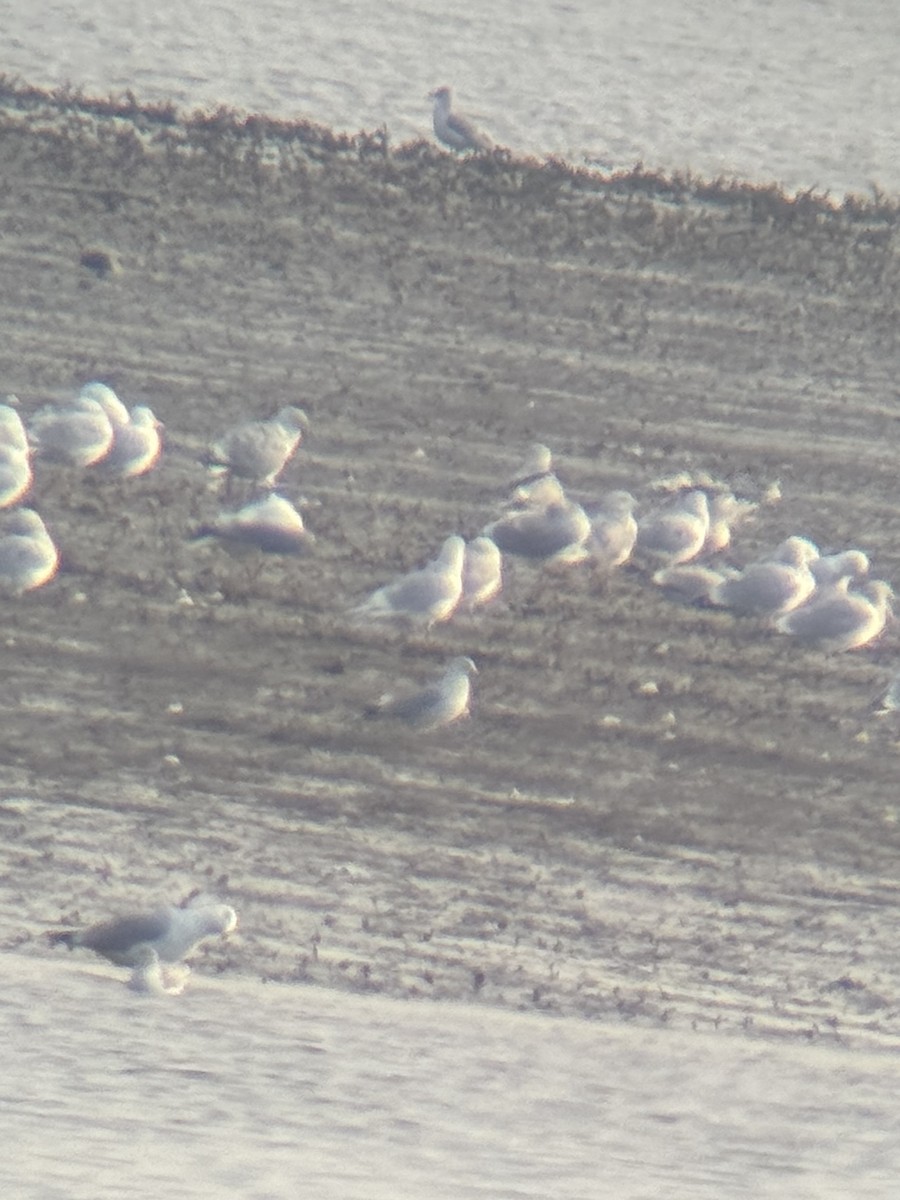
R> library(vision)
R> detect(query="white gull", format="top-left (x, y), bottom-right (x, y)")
top-left (0, 508), bottom-right (59, 594)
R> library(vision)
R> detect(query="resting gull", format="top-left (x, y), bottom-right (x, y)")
top-left (776, 577), bottom-right (893, 652)
top-left (634, 490), bottom-right (710, 568)
top-left (207, 405), bottom-right (309, 489)
top-left (367, 655), bottom-right (477, 730)
top-left (349, 534), bottom-right (465, 627)
top-left (710, 549), bottom-right (818, 617)
top-left (28, 396), bottom-right (114, 467)
top-left (483, 477), bottom-right (591, 565)
top-left (460, 535), bottom-right (503, 611)
top-left (101, 405), bottom-right (164, 478)
top-left (0, 404), bottom-right (33, 507)
top-left (48, 897), bottom-right (237, 970)
top-left (0, 508), bottom-right (59, 594)
top-left (194, 492), bottom-right (315, 554)
top-left (585, 490), bottom-right (638, 570)
top-left (429, 86), bottom-right (493, 153)
top-left (0, 401), bottom-right (29, 455)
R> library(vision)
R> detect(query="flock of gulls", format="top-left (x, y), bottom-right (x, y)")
top-left (25, 378), bottom-right (896, 990)
top-left (11, 93), bottom-right (897, 992)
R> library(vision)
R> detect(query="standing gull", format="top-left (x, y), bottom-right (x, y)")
top-left (429, 87), bottom-right (493, 153)
top-left (207, 405), bottom-right (309, 489)
top-left (367, 656), bottom-right (478, 730)
top-left (349, 534), bottom-right (465, 627)
top-left (48, 898), bottom-right (238, 973)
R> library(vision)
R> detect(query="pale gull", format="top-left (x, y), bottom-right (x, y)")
top-left (101, 405), bottom-right (164, 478)
top-left (634, 490), bottom-right (710, 568)
top-left (207, 405), bottom-right (309, 488)
top-left (48, 897), bottom-right (237, 969)
top-left (429, 86), bottom-right (493, 153)
top-left (585, 490), bottom-right (638, 570)
top-left (349, 534), bottom-right (465, 627)
top-left (460, 535), bottom-right (503, 611)
top-left (776, 578), bottom-right (893, 652)
top-left (29, 396), bottom-right (114, 467)
top-left (0, 401), bottom-right (29, 454)
top-left (483, 476), bottom-right (591, 565)
top-left (194, 492), bottom-right (315, 554)
top-left (367, 656), bottom-right (477, 730)
top-left (0, 508), bottom-right (59, 594)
